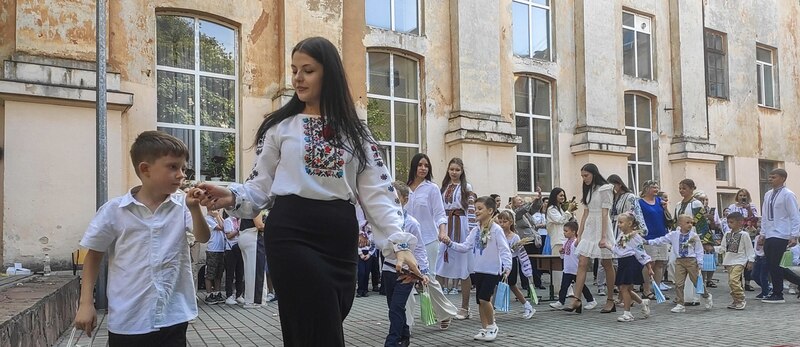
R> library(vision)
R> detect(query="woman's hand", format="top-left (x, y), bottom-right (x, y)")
top-left (196, 183), bottom-right (235, 210)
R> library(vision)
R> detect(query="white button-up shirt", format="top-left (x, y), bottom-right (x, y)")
top-left (406, 180), bottom-right (448, 245)
top-left (761, 186), bottom-right (800, 240)
top-left (80, 186), bottom-right (197, 334)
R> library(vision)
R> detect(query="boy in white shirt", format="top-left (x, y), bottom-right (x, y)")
top-left (74, 131), bottom-right (210, 345)
top-left (549, 221), bottom-right (596, 310)
top-left (714, 212), bottom-right (755, 309)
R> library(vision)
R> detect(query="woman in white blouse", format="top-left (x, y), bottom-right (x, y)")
top-left (545, 187), bottom-right (577, 296)
top-left (196, 37), bottom-right (420, 346)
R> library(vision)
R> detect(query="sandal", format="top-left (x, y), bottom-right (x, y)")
top-left (600, 299), bottom-right (617, 313)
top-left (646, 293), bottom-right (656, 300)
top-left (439, 318), bottom-right (451, 330)
top-left (707, 281), bottom-right (717, 288)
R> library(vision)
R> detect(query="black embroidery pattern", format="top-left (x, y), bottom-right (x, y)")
top-left (303, 117), bottom-right (344, 178)
top-left (370, 144), bottom-right (385, 167)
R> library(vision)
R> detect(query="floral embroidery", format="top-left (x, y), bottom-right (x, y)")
top-left (380, 173), bottom-right (389, 181)
top-left (369, 144), bottom-right (385, 167)
top-left (303, 117), bottom-right (345, 178)
top-left (255, 136), bottom-right (265, 155)
top-left (246, 169), bottom-right (259, 182)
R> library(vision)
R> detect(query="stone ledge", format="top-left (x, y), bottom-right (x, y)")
top-left (0, 80), bottom-right (134, 111)
top-left (446, 111), bottom-right (520, 145)
top-left (4, 60), bottom-right (122, 91)
top-left (668, 139), bottom-right (722, 163)
top-left (0, 274), bottom-right (80, 347)
top-left (570, 127), bottom-right (631, 155)
top-left (444, 129), bottom-right (521, 146)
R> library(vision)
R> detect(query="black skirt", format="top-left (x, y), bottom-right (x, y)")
top-left (615, 255), bottom-right (645, 285)
top-left (265, 195), bottom-right (358, 347)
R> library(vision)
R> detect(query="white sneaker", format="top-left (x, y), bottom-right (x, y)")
top-left (670, 304), bottom-right (686, 313)
top-left (641, 298), bottom-right (651, 318)
top-left (659, 282), bottom-right (672, 291)
top-left (473, 329), bottom-right (488, 340)
top-left (225, 295), bottom-right (237, 305)
top-left (702, 293), bottom-right (713, 310)
top-left (266, 292), bottom-right (277, 302)
top-left (617, 312), bottom-right (635, 322)
top-left (789, 288), bottom-right (797, 295)
top-left (597, 287), bottom-right (607, 296)
top-left (454, 308), bottom-right (471, 320)
top-left (483, 325), bottom-right (498, 341)
top-left (236, 296), bottom-right (245, 305)
top-left (549, 301), bottom-right (564, 310)
top-left (522, 302), bottom-right (535, 319)
top-left (584, 300), bottom-right (598, 310)
top-left (243, 303), bottom-right (262, 309)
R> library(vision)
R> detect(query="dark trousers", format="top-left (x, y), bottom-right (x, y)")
top-left (266, 195), bottom-right (357, 347)
top-left (224, 244), bottom-right (245, 298)
top-left (254, 231), bottom-right (266, 304)
top-left (764, 237), bottom-right (800, 297)
top-left (752, 255), bottom-right (771, 296)
top-left (508, 257), bottom-right (531, 290)
top-left (108, 322), bottom-right (188, 347)
top-left (371, 250), bottom-right (383, 289)
top-left (382, 271), bottom-right (412, 346)
top-left (525, 241), bottom-right (542, 287)
top-left (559, 273), bottom-right (594, 304)
top-left (357, 256), bottom-right (374, 295)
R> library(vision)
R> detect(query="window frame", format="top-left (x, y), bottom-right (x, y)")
top-left (704, 29), bottom-right (728, 99)
top-left (758, 160), bottom-right (780, 200)
top-left (622, 11), bottom-right (653, 80)
top-left (512, 0), bottom-right (553, 61)
top-left (155, 14), bottom-right (240, 183)
top-left (756, 45), bottom-right (778, 108)
top-left (365, 0), bottom-right (422, 35)
top-left (365, 50), bottom-right (422, 180)
top-left (514, 75), bottom-right (554, 193)
top-left (715, 155), bottom-right (730, 184)
top-left (624, 93), bottom-right (656, 191)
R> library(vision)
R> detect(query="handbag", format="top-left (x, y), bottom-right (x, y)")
top-left (650, 277), bottom-right (666, 303)
top-left (542, 235), bottom-right (552, 255)
top-left (65, 326), bottom-right (96, 347)
top-left (696, 273), bottom-right (705, 294)
top-left (419, 285), bottom-right (436, 326)
top-left (780, 250), bottom-right (794, 268)
top-left (701, 253), bottom-right (717, 272)
top-left (528, 284), bottom-right (539, 305)
top-left (494, 280), bottom-right (511, 312)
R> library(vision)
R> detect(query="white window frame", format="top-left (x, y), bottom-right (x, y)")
top-left (756, 46), bottom-right (778, 108)
top-left (715, 155), bottom-right (731, 185)
top-left (515, 75), bottom-right (553, 193)
top-left (512, 0), bottom-right (552, 61)
top-left (622, 11), bottom-right (653, 79)
top-left (366, 0), bottom-right (422, 35)
top-left (625, 93), bottom-right (655, 191)
top-left (365, 50), bottom-right (422, 179)
top-left (155, 14), bottom-right (239, 182)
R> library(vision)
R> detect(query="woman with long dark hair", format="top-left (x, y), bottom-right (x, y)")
top-left (564, 163), bottom-right (616, 313)
top-left (195, 37), bottom-right (421, 346)
top-left (545, 187), bottom-right (577, 305)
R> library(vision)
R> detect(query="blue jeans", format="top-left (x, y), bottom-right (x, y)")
top-left (752, 255), bottom-right (770, 296)
top-left (382, 271), bottom-right (413, 346)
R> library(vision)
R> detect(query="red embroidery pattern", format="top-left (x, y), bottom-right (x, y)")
top-left (303, 117), bottom-right (344, 178)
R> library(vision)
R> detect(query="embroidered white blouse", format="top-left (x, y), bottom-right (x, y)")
top-left (447, 223), bottom-right (512, 275)
top-left (228, 114), bottom-right (409, 253)
top-left (406, 180), bottom-right (448, 245)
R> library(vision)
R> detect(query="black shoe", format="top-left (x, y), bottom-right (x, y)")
top-left (762, 295), bottom-right (785, 303)
top-left (372, 286), bottom-right (381, 292)
top-left (707, 281), bottom-right (717, 288)
top-left (745, 284), bottom-right (755, 292)
top-left (356, 292), bottom-right (364, 298)
top-left (536, 285), bottom-right (546, 290)
top-left (399, 336), bottom-right (411, 347)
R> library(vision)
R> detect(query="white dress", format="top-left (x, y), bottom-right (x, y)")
top-left (436, 183), bottom-right (474, 279)
top-left (576, 184), bottom-right (615, 259)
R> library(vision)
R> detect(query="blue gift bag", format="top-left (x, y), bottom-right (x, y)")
top-left (702, 253), bottom-right (717, 272)
top-left (542, 236), bottom-right (552, 255)
top-left (651, 278), bottom-right (666, 304)
top-left (494, 281), bottom-right (511, 312)
top-left (696, 273), bottom-right (705, 294)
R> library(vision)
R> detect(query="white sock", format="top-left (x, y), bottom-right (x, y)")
top-left (624, 310), bottom-right (632, 316)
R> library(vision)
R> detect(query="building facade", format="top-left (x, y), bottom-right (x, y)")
top-left (1, 0), bottom-right (798, 268)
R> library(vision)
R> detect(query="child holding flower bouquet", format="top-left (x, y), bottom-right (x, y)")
top-left (442, 196), bottom-right (512, 342)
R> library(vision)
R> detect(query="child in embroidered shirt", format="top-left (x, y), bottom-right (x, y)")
top-left (356, 228), bottom-right (376, 298)
top-left (74, 131), bottom-right (211, 344)
top-left (443, 196), bottom-right (512, 342)
top-left (496, 210), bottom-right (535, 319)
top-left (550, 221), bottom-right (597, 311)
top-left (600, 212), bottom-right (653, 322)
top-left (646, 214), bottom-right (712, 312)
top-left (714, 212), bottom-right (755, 309)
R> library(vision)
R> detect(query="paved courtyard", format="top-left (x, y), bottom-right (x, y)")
top-left (57, 276), bottom-right (800, 346)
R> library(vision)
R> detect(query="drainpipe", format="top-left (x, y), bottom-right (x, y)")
top-left (95, 0), bottom-right (109, 310)
top-left (701, 1), bottom-right (710, 140)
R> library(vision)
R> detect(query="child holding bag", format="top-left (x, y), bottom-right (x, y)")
top-left (442, 196), bottom-right (512, 342)
top-left (497, 210), bottom-right (536, 319)
top-left (600, 212), bottom-right (653, 322)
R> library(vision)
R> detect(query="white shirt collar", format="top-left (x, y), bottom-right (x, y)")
top-left (118, 186), bottom-right (184, 208)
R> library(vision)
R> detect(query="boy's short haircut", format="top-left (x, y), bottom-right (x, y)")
top-left (130, 131), bottom-right (189, 176)
top-left (726, 211), bottom-right (744, 221)
top-left (392, 181), bottom-right (410, 198)
top-left (564, 221), bottom-right (579, 231)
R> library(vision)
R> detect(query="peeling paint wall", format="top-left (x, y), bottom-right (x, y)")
top-left (15, 0), bottom-right (97, 61)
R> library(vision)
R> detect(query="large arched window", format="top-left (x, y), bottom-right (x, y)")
top-left (366, 51), bottom-right (421, 180)
top-left (155, 15), bottom-right (238, 182)
top-left (625, 93), bottom-right (655, 190)
top-left (514, 75), bottom-right (553, 192)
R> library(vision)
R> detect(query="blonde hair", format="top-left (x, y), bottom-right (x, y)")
top-left (676, 214), bottom-right (694, 225)
top-left (496, 210), bottom-right (515, 232)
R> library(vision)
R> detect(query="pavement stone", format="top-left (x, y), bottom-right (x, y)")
top-left (54, 276), bottom-right (800, 346)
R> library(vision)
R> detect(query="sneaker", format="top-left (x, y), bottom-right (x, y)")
top-left (454, 308), bottom-right (471, 320)
top-left (762, 295), bottom-right (785, 303)
top-left (522, 302), bottom-right (535, 319)
top-left (702, 293), bottom-right (713, 309)
top-left (640, 298), bottom-right (651, 318)
top-left (225, 295), bottom-right (237, 305)
top-left (755, 293), bottom-right (766, 300)
top-left (266, 292), bottom-right (276, 302)
top-left (670, 304), bottom-right (686, 313)
top-left (617, 312), bottom-right (635, 322)
top-left (204, 293), bottom-right (220, 305)
top-left (473, 329), bottom-right (488, 341)
top-left (236, 296), bottom-right (245, 305)
top-left (734, 301), bottom-right (746, 310)
top-left (483, 325), bottom-right (498, 341)
top-left (597, 287), bottom-right (607, 296)
top-left (659, 283), bottom-right (672, 291)
top-left (789, 288), bottom-right (797, 295)
top-left (584, 300), bottom-right (598, 310)
top-left (243, 302), bottom-right (262, 309)
top-left (549, 301), bottom-right (565, 310)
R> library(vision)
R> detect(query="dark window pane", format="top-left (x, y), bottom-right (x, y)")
top-left (532, 118), bottom-right (551, 154)
top-left (395, 0), bottom-right (419, 34)
top-left (623, 12), bottom-right (635, 27)
top-left (393, 56), bottom-right (418, 99)
top-left (636, 95), bottom-right (651, 129)
top-left (516, 116), bottom-right (531, 153)
top-left (157, 127), bottom-right (195, 179)
top-left (623, 29), bottom-right (635, 76)
top-left (534, 157), bottom-right (552, 192)
top-left (200, 76), bottom-right (235, 128)
top-left (757, 66), bottom-right (763, 105)
top-left (514, 76), bottom-right (529, 113)
top-left (200, 131), bottom-right (236, 182)
top-left (517, 155), bottom-right (532, 192)
top-left (764, 66), bottom-right (774, 107)
top-left (199, 20), bottom-right (235, 75)
top-left (756, 47), bottom-right (772, 63)
top-left (512, 2), bottom-right (530, 56)
top-left (624, 94), bottom-right (634, 127)
top-left (368, 52), bottom-right (391, 96)
top-left (531, 7), bottom-right (550, 60)
top-left (626, 130), bottom-right (636, 162)
top-left (636, 32), bottom-right (652, 79)
top-left (394, 101), bottom-right (419, 144)
top-left (395, 146), bottom-right (415, 182)
top-left (638, 164), bottom-right (653, 185)
top-left (366, 98), bottom-right (391, 142)
top-left (715, 158), bottom-right (728, 181)
top-left (532, 79), bottom-right (550, 116)
top-left (366, 0), bottom-right (391, 29)
top-left (157, 71), bottom-right (195, 125)
top-left (637, 130), bottom-right (653, 163)
top-left (157, 16), bottom-right (195, 69)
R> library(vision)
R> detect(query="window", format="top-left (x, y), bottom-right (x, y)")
top-left (622, 11), bottom-right (652, 79)
top-left (366, 0), bottom-right (420, 35)
top-left (756, 46), bottom-right (778, 108)
top-left (625, 94), bottom-right (655, 191)
top-left (705, 30), bottom-right (728, 99)
top-left (366, 51), bottom-right (421, 179)
top-left (758, 160), bottom-right (778, 200)
top-left (512, 0), bottom-right (551, 60)
top-left (156, 15), bottom-right (238, 182)
top-left (515, 76), bottom-right (553, 192)
top-left (715, 156), bottom-right (729, 182)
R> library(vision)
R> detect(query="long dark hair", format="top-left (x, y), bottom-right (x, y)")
top-left (441, 157), bottom-right (469, 210)
top-left (606, 174), bottom-right (631, 195)
top-left (580, 163), bottom-right (609, 205)
top-left (407, 153), bottom-right (433, 185)
top-left (548, 187), bottom-right (565, 212)
top-left (253, 37), bottom-right (373, 172)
